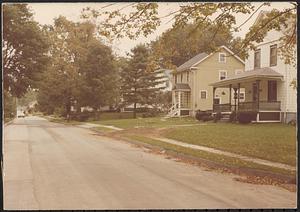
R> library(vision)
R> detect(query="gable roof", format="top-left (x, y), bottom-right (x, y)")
top-left (177, 53), bottom-right (208, 72)
top-left (175, 46), bottom-right (244, 73)
top-left (253, 10), bottom-right (269, 26)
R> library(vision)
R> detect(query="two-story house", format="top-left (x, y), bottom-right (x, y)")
top-left (210, 11), bottom-right (297, 123)
top-left (168, 46), bottom-right (245, 117)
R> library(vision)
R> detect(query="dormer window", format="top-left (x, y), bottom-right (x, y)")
top-left (219, 53), bottom-right (226, 63)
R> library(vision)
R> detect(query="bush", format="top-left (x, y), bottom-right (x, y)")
top-left (142, 108), bottom-right (160, 118)
top-left (237, 111), bottom-right (257, 124)
top-left (195, 110), bottom-right (212, 121)
top-left (202, 115), bottom-right (214, 122)
top-left (229, 111), bottom-right (237, 123)
top-left (288, 119), bottom-right (296, 126)
top-left (213, 112), bottom-right (222, 122)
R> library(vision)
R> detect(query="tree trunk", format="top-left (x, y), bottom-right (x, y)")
top-left (133, 102), bottom-right (137, 119)
top-left (66, 101), bottom-right (71, 122)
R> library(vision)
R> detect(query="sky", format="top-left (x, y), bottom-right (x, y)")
top-left (27, 2), bottom-right (293, 57)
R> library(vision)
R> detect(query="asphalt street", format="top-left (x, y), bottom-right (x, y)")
top-left (3, 116), bottom-right (296, 210)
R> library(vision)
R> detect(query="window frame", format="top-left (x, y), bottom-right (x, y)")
top-left (219, 70), bottom-right (228, 80)
top-left (239, 91), bottom-right (245, 101)
top-left (270, 44), bottom-right (277, 67)
top-left (254, 49), bottom-right (261, 68)
top-left (219, 53), bottom-right (226, 63)
top-left (200, 90), bottom-right (207, 99)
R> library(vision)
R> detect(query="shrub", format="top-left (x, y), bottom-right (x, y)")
top-left (196, 110), bottom-right (211, 121)
top-left (213, 112), bottom-right (222, 122)
top-left (288, 119), bottom-right (296, 126)
top-left (229, 111), bottom-right (237, 123)
top-left (237, 111), bottom-right (257, 124)
top-left (202, 115), bottom-right (214, 122)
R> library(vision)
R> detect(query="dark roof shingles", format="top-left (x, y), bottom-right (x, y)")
top-left (176, 52), bottom-right (208, 72)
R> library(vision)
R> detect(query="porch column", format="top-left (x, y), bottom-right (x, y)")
top-left (229, 84), bottom-right (232, 110)
top-left (178, 91), bottom-right (181, 109)
top-left (172, 91), bottom-right (175, 105)
top-left (213, 87), bottom-right (216, 111)
top-left (237, 83), bottom-right (240, 111)
top-left (233, 88), bottom-right (237, 112)
top-left (256, 80), bottom-right (260, 111)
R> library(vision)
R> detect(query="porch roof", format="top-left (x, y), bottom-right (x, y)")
top-left (210, 67), bottom-right (283, 88)
top-left (172, 83), bottom-right (191, 90)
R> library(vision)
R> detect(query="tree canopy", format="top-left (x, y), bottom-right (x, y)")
top-left (81, 2), bottom-right (296, 65)
top-left (3, 4), bottom-right (50, 97)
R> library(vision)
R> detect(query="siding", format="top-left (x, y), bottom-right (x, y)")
top-left (191, 49), bottom-right (244, 111)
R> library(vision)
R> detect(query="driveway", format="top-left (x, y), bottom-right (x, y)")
top-left (3, 116), bottom-right (296, 210)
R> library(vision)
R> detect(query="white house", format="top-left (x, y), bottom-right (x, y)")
top-left (210, 11), bottom-right (297, 123)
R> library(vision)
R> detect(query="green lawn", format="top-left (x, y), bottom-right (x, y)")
top-left (163, 123), bottom-right (296, 166)
top-left (126, 135), bottom-right (295, 177)
top-left (90, 116), bottom-right (199, 129)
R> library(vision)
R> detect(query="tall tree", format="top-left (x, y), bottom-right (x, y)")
top-left (3, 4), bottom-right (49, 97)
top-left (81, 2), bottom-right (296, 66)
top-left (37, 16), bottom-right (119, 119)
top-left (121, 45), bottom-right (164, 118)
top-left (151, 23), bottom-right (244, 68)
top-left (79, 39), bottom-right (118, 118)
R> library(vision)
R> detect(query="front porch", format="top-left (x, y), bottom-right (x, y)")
top-left (168, 83), bottom-right (191, 117)
top-left (210, 67), bottom-right (284, 122)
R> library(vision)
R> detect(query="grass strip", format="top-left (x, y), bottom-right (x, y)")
top-left (126, 135), bottom-right (295, 177)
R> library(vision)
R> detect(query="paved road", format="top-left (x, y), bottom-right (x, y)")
top-left (3, 116), bottom-right (296, 210)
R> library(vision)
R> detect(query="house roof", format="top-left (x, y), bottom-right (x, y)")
top-left (174, 46), bottom-right (244, 73)
top-left (176, 53), bottom-right (208, 73)
top-left (210, 67), bottom-right (283, 88)
top-left (172, 83), bottom-right (191, 90)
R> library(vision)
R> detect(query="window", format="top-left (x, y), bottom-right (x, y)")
top-left (187, 72), bottom-right (189, 82)
top-left (219, 53), bottom-right (226, 63)
top-left (219, 70), bottom-right (227, 80)
top-left (235, 69), bottom-right (242, 75)
top-left (270, 44), bottom-right (277, 66)
top-left (239, 92), bottom-right (245, 101)
top-left (180, 73), bottom-right (183, 82)
top-left (200, 90), bottom-right (207, 99)
top-left (175, 74), bottom-right (177, 83)
top-left (254, 49), bottom-right (261, 68)
top-left (213, 98), bottom-right (221, 104)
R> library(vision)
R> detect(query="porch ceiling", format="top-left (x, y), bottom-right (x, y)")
top-left (210, 67), bottom-right (283, 88)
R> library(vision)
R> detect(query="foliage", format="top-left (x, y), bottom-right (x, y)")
top-left (237, 111), bottom-right (257, 124)
top-left (37, 16), bottom-right (118, 119)
top-left (81, 2), bottom-right (296, 66)
top-left (3, 91), bottom-right (17, 120)
top-left (17, 89), bottom-right (38, 106)
top-left (3, 4), bottom-right (49, 98)
top-left (229, 111), bottom-right (237, 122)
top-left (214, 112), bottom-right (222, 122)
top-left (120, 44), bottom-right (165, 118)
top-left (151, 23), bottom-right (244, 67)
top-left (195, 110), bottom-right (212, 121)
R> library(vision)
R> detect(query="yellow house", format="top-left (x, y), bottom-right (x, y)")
top-left (168, 46), bottom-right (245, 117)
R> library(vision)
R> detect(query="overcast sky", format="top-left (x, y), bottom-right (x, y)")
top-left (27, 2), bottom-right (293, 57)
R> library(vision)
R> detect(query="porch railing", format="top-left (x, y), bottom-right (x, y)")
top-left (213, 101), bottom-right (281, 112)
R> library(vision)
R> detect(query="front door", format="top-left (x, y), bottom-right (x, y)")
top-left (268, 80), bottom-right (277, 101)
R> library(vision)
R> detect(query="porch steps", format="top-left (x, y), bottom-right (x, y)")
top-left (220, 113), bottom-right (230, 122)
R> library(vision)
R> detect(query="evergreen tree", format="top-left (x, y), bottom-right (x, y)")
top-left (121, 44), bottom-right (165, 118)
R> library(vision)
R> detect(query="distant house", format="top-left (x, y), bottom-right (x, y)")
top-left (210, 11), bottom-right (297, 123)
top-left (168, 46), bottom-right (245, 117)
top-left (154, 69), bottom-right (173, 92)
